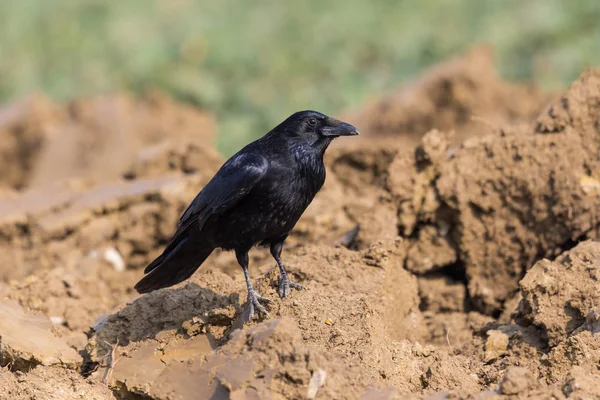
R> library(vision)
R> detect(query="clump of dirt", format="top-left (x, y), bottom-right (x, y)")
top-left (499, 366), bottom-right (535, 395)
top-left (293, 145), bottom-right (398, 250)
top-left (0, 91), bottom-right (219, 191)
top-left (517, 241), bottom-right (600, 389)
top-left (345, 46), bottom-right (554, 147)
top-left (0, 300), bottom-right (81, 371)
top-left (379, 69), bottom-right (600, 313)
top-left (0, 366), bottom-right (114, 400)
top-left (517, 240), bottom-right (600, 347)
top-left (474, 241), bottom-right (600, 398)
top-left (85, 268), bottom-right (241, 362)
top-left (2, 263), bottom-right (140, 351)
top-left (0, 173), bottom-right (218, 283)
top-left (313, 48), bottom-right (557, 261)
top-left (123, 139), bottom-right (221, 180)
top-left (104, 317), bottom-right (375, 399)
top-left (0, 96), bottom-right (57, 191)
top-left (85, 241), bottom-right (483, 398)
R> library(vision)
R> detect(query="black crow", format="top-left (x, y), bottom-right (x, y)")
top-left (134, 110), bottom-right (359, 321)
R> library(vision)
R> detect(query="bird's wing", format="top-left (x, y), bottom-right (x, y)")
top-left (178, 152), bottom-right (269, 231)
top-left (142, 152), bottom-right (267, 275)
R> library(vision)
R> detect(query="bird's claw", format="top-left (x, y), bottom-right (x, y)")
top-left (243, 291), bottom-right (271, 322)
top-left (277, 275), bottom-right (304, 299)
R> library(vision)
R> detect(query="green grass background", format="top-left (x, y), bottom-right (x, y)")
top-left (1, 0), bottom-right (599, 154)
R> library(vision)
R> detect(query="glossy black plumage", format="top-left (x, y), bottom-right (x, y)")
top-left (134, 110), bottom-right (359, 321)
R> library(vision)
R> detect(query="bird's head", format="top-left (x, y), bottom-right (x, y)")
top-left (276, 110), bottom-right (359, 150)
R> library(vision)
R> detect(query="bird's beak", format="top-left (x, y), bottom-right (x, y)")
top-left (321, 122), bottom-right (360, 137)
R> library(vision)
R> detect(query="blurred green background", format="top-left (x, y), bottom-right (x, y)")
top-left (1, 0), bottom-right (599, 155)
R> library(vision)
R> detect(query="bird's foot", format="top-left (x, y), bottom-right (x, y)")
top-left (242, 290), bottom-right (271, 322)
top-left (277, 275), bottom-right (304, 299)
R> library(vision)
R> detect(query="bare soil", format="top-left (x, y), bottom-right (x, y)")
top-left (1, 48), bottom-right (599, 399)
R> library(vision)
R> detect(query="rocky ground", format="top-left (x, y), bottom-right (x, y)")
top-left (0, 47), bottom-right (599, 399)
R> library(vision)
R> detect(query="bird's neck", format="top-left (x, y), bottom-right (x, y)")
top-left (288, 137), bottom-right (329, 164)
top-left (289, 142), bottom-right (325, 193)
top-left (255, 135), bottom-right (326, 197)
top-left (313, 136), bottom-right (334, 155)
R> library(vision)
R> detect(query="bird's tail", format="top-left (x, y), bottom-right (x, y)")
top-left (134, 235), bottom-right (214, 294)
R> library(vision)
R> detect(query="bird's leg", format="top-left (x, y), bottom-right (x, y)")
top-left (270, 242), bottom-right (303, 299)
top-left (236, 250), bottom-right (270, 322)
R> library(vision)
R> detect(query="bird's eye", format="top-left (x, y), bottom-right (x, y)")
top-left (307, 118), bottom-right (317, 127)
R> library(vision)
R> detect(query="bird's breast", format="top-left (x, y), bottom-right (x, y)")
top-left (245, 160), bottom-right (324, 229)
top-left (208, 152), bottom-right (326, 249)
top-left (275, 156), bottom-right (325, 201)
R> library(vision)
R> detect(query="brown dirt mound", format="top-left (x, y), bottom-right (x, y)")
top-left (2, 265), bottom-right (140, 352)
top-left (1, 51), bottom-right (600, 399)
top-left (318, 68), bottom-right (599, 314)
top-left (84, 241), bottom-right (482, 398)
top-left (344, 46), bottom-right (554, 147)
top-left (0, 173), bottom-right (217, 283)
top-left (328, 70), bottom-right (600, 315)
top-left (82, 240), bottom-right (600, 399)
top-left (0, 91), bottom-right (218, 191)
top-left (390, 68), bottom-right (600, 313)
